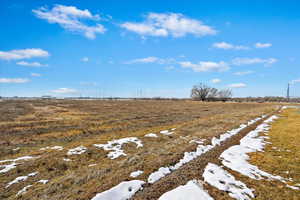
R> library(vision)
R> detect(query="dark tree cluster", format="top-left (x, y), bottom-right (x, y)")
top-left (191, 83), bottom-right (232, 101)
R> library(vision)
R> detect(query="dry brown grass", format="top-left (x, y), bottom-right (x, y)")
top-left (0, 99), bottom-right (278, 199)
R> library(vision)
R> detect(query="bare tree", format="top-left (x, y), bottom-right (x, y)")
top-left (191, 83), bottom-right (211, 101)
top-left (218, 89), bottom-right (233, 98)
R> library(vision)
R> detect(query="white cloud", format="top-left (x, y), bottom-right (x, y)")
top-left (0, 48), bottom-right (49, 60)
top-left (125, 56), bottom-right (175, 65)
top-left (50, 88), bottom-right (78, 94)
top-left (17, 61), bottom-right (47, 67)
top-left (0, 78), bottom-right (29, 83)
top-left (33, 5), bottom-right (106, 39)
top-left (228, 83), bottom-right (247, 88)
top-left (81, 57), bottom-right (89, 62)
top-left (31, 73), bottom-right (41, 77)
top-left (232, 57), bottom-right (277, 66)
top-left (233, 71), bottom-right (254, 76)
top-left (121, 12), bottom-right (216, 38)
top-left (212, 42), bottom-right (249, 50)
top-left (210, 78), bottom-right (221, 83)
top-left (290, 79), bottom-right (300, 84)
top-left (179, 61), bottom-right (229, 72)
top-left (255, 42), bottom-right (272, 48)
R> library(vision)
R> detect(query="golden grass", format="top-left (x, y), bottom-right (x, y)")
top-left (0, 100), bottom-right (278, 199)
top-left (207, 108), bottom-right (300, 200)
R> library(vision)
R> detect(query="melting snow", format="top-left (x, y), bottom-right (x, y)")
top-left (91, 180), bottom-right (145, 200)
top-left (37, 179), bottom-right (49, 184)
top-left (220, 115), bottom-right (299, 190)
top-left (220, 115), bottom-right (285, 180)
top-left (203, 163), bottom-right (254, 200)
top-left (94, 137), bottom-right (143, 159)
top-left (67, 146), bottom-right (87, 155)
top-left (147, 116), bottom-right (263, 183)
top-left (6, 171), bottom-right (38, 188)
top-left (16, 185), bottom-right (32, 196)
top-left (130, 170), bottom-right (144, 178)
top-left (40, 146), bottom-right (63, 151)
top-left (0, 156), bottom-right (36, 174)
top-left (160, 130), bottom-right (174, 136)
top-left (159, 180), bottom-right (214, 200)
top-left (144, 133), bottom-right (158, 138)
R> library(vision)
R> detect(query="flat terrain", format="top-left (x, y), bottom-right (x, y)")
top-left (0, 100), bottom-right (278, 199)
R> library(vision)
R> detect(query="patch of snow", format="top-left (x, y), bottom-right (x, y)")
top-left (144, 133), bottom-right (158, 138)
top-left (40, 146), bottom-right (63, 151)
top-left (63, 158), bottom-right (72, 162)
top-left (67, 146), bottom-right (87, 155)
top-left (94, 137), bottom-right (143, 159)
top-left (6, 171), bottom-right (38, 188)
top-left (160, 130), bottom-right (174, 136)
top-left (91, 180), bottom-right (145, 200)
top-left (13, 147), bottom-right (20, 151)
top-left (286, 185), bottom-right (300, 190)
top-left (0, 156), bottom-right (36, 174)
top-left (220, 115), bottom-right (286, 180)
top-left (159, 180), bottom-right (214, 200)
top-left (16, 185), bottom-right (32, 196)
top-left (148, 167), bottom-right (171, 183)
top-left (37, 179), bottom-right (49, 184)
top-left (203, 163), bottom-right (254, 200)
top-left (147, 116), bottom-right (263, 183)
top-left (171, 128), bottom-right (176, 131)
top-left (89, 164), bottom-right (97, 167)
top-left (130, 170), bottom-right (144, 178)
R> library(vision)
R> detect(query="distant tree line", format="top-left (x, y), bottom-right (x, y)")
top-left (191, 83), bottom-right (232, 102)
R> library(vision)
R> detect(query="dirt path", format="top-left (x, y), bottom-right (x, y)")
top-left (132, 113), bottom-right (277, 200)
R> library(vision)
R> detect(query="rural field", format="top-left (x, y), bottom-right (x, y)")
top-left (0, 99), bottom-right (299, 200)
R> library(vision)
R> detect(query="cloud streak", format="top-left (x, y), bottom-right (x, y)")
top-left (212, 42), bottom-right (249, 50)
top-left (0, 78), bottom-right (29, 83)
top-left (33, 5), bottom-right (106, 39)
top-left (179, 61), bottom-right (229, 72)
top-left (0, 48), bottom-right (49, 60)
top-left (121, 12), bottom-right (216, 38)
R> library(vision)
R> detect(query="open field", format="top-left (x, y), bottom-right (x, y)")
top-left (0, 100), bottom-right (286, 199)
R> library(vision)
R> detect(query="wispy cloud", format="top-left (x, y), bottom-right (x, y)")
top-left (121, 12), bottom-right (216, 38)
top-left (228, 83), bottom-right (247, 88)
top-left (233, 71), bottom-right (254, 76)
top-left (81, 57), bottom-right (89, 62)
top-left (0, 48), bottom-right (49, 60)
top-left (17, 61), bottom-right (47, 67)
top-left (255, 42), bottom-right (272, 48)
top-left (212, 42), bottom-right (249, 50)
top-left (210, 78), bottom-right (221, 83)
top-left (0, 78), bottom-right (29, 83)
top-left (31, 73), bottom-right (41, 77)
top-left (179, 61), bottom-right (229, 72)
top-left (290, 79), bottom-right (300, 84)
top-left (33, 5), bottom-right (106, 39)
top-left (125, 56), bottom-right (175, 65)
top-left (50, 88), bottom-right (78, 94)
top-left (232, 57), bottom-right (277, 66)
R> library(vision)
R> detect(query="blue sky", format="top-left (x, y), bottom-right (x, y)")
top-left (1, 0), bottom-right (300, 98)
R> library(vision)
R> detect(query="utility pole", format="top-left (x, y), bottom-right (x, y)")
top-left (287, 83), bottom-right (290, 102)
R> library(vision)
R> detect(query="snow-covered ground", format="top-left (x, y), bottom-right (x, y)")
top-left (219, 115), bottom-right (299, 190)
top-left (130, 170), bottom-right (144, 178)
top-left (40, 146), bottom-right (63, 151)
top-left (159, 180), bottom-right (213, 200)
top-left (90, 180), bottom-right (145, 200)
top-left (203, 163), bottom-right (254, 200)
top-left (147, 116), bottom-right (263, 183)
top-left (67, 146), bottom-right (87, 155)
top-left (6, 172), bottom-right (38, 188)
top-left (0, 156), bottom-right (37, 173)
top-left (94, 137), bottom-right (143, 159)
